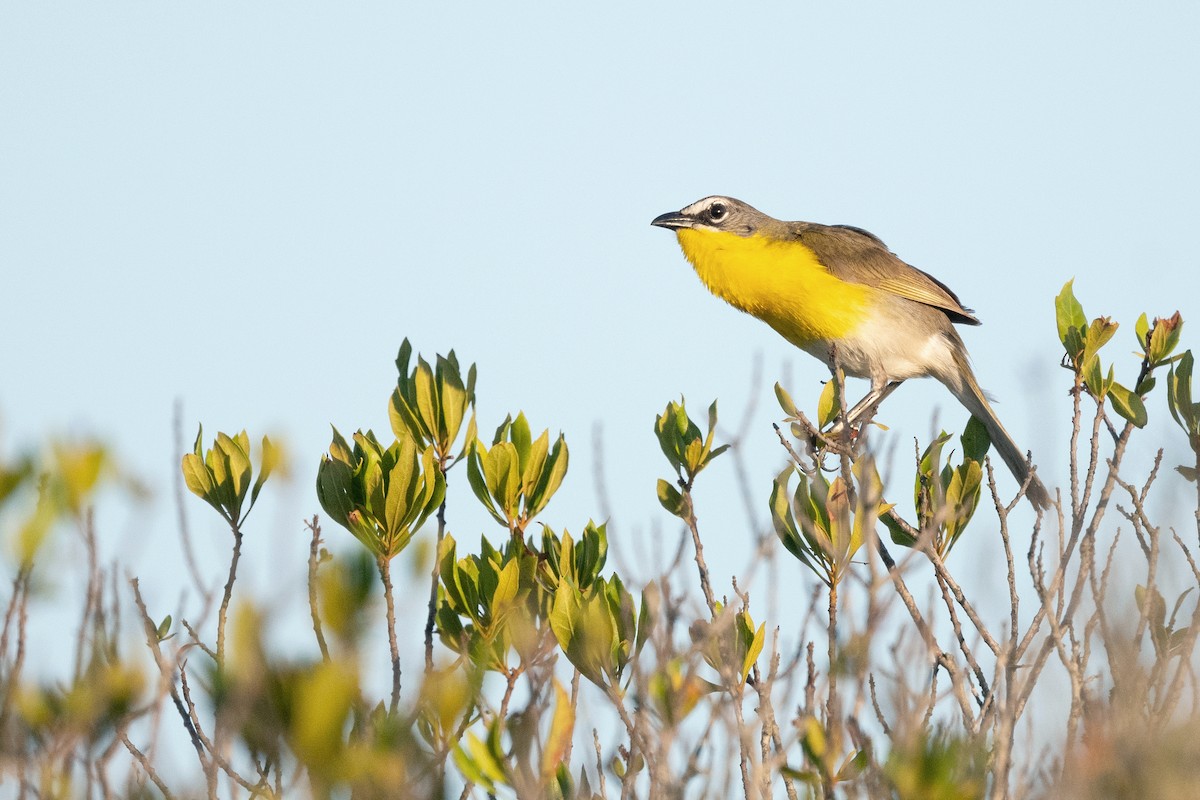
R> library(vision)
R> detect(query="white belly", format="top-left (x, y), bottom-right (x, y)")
top-left (797, 311), bottom-right (960, 385)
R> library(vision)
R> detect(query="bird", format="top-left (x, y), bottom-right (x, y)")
top-left (651, 195), bottom-right (1050, 510)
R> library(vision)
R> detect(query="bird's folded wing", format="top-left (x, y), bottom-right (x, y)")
top-left (792, 223), bottom-right (981, 326)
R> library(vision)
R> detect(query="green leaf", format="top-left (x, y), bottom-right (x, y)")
top-left (705, 443), bottom-right (731, 466)
top-left (388, 387), bottom-right (423, 447)
top-left (1083, 355), bottom-right (1106, 397)
top-left (882, 511), bottom-right (917, 548)
top-left (742, 620), bottom-right (765, 682)
top-left (769, 467), bottom-right (822, 578)
top-left (362, 457), bottom-right (386, 531)
top-left (433, 355), bottom-right (460, 448)
top-left (456, 414), bottom-right (478, 463)
top-left (395, 339), bottom-right (414, 383)
top-left (489, 442), bottom-right (522, 521)
top-left (542, 681), bottom-right (575, 780)
top-left (961, 416), bottom-right (991, 462)
top-left (527, 434), bottom-right (568, 519)
top-left (673, 402), bottom-right (690, 438)
top-left (478, 440), bottom-right (503, 498)
top-left (1168, 351), bottom-right (1197, 434)
top-left (453, 733), bottom-right (502, 792)
top-left (800, 716), bottom-right (827, 763)
top-left (654, 406), bottom-right (683, 473)
top-left (1055, 280), bottom-right (1087, 349)
top-left (384, 444), bottom-right (417, 537)
top-left (683, 438), bottom-right (703, 473)
top-left (817, 380), bottom-right (839, 428)
top-left (775, 382), bottom-right (800, 418)
top-left (1083, 316), bottom-right (1118, 363)
top-left (0, 457), bottom-right (32, 507)
top-left (316, 456), bottom-right (354, 526)
top-left (491, 414), bottom-right (512, 447)
top-left (413, 357), bottom-right (438, 443)
top-left (577, 522), bottom-right (608, 585)
top-left (1109, 382), bottom-right (1148, 428)
top-left (657, 479), bottom-right (686, 517)
top-left (918, 431), bottom-right (951, 479)
top-left (1064, 326), bottom-right (1085, 365)
top-left (836, 749), bottom-right (870, 783)
top-left (510, 412), bottom-right (532, 469)
top-left (206, 440), bottom-right (232, 516)
top-left (419, 445), bottom-right (446, 519)
top-left (492, 558), bottom-right (520, 609)
top-left (328, 426), bottom-right (354, 464)
top-left (477, 551), bottom-right (499, 611)
top-left (217, 432), bottom-right (252, 516)
top-left (943, 460), bottom-right (983, 552)
top-left (1169, 587), bottom-right (1194, 630)
top-left (249, 435), bottom-right (278, 507)
top-left (522, 430), bottom-right (550, 499)
top-left (549, 586), bottom-right (580, 662)
top-left (825, 477), bottom-right (853, 571)
top-left (550, 584), bottom-right (615, 688)
top-left (555, 529), bottom-right (576, 585)
top-left (467, 441), bottom-right (505, 526)
top-left (916, 431), bottom-right (951, 519)
top-left (802, 471), bottom-right (832, 537)
top-left (181, 453), bottom-right (217, 507)
top-left (437, 535), bottom-right (469, 612)
top-left (451, 555), bottom-right (481, 624)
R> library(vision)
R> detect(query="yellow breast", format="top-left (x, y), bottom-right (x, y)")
top-left (675, 228), bottom-right (872, 346)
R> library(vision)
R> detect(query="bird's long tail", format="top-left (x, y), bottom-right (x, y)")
top-left (940, 353), bottom-right (1051, 510)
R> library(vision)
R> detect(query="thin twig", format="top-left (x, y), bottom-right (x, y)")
top-left (120, 734), bottom-right (175, 800)
top-left (215, 521), bottom-right (244, 664)
top-left (305, 516), bottom-right (330, 662)
top-left (378, 555), bottom-right (402, 714)
top-left (129, 579), bottom-right (205, 763)
top-left (925, 544), bottom-right (1001, 658)
top-left (681, 493), bottom-right (718, 616)
top-left (179, 664), bottom-right (261, 795)
top-left (868, 674), bottom-right (892, 736)
top-left (593, 728), bottom-right (607, 799)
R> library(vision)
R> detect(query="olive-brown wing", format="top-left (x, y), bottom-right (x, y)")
top-left (789, 222), bottom-right (981, 326)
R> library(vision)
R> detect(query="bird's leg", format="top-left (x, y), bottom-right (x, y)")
top-left (826, 380), bottom-right (904, 439)
top-left (846, 380), bottom-right (904, 427)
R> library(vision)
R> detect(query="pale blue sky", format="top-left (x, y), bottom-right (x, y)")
top-left (3, 2), bottom-right (1199, 683)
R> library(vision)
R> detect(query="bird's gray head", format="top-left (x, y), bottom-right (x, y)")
top-left (650, 196), bottom-right (773, 237)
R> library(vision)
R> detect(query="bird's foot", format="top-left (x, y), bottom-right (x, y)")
top-left (819, 421), bottom-right (859, 453)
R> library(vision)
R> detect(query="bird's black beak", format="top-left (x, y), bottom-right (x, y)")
top-left (651, 211), bottom-right (693, 230)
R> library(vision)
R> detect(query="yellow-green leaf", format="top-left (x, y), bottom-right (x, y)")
top-left (817, 380), bottom-right (839, 428)
top-left (542, 680), bottom-right (575, 779)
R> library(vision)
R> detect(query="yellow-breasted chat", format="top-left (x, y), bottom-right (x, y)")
top-left (652, 195), bottom-right (1050, 510)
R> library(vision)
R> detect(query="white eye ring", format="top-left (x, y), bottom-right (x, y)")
top-left (709, 203), bottom-right (727, 221)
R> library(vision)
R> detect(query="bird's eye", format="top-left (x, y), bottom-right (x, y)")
top-left (708, 202), bottom-right (727, 221)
